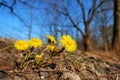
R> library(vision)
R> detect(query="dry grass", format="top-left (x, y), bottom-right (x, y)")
top-left (0, 38), bottom-right (120, 80)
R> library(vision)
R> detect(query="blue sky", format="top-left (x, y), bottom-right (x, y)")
top-left (0, 0), bottom-right (77, 40)
top-left (0, 0), bottom-right (113, 41)
top-left (0, 5), bottom-right (49, 40)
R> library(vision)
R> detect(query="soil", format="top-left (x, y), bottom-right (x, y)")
top-left (0, 38), bottom-right (120, 80)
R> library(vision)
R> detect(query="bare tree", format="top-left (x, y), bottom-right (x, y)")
top-left (61, 0), bottom-right (111, 51)
top-left (112, 0), bottom-right (120, 52)
top-left (97, 11), bottom-right (113, 51)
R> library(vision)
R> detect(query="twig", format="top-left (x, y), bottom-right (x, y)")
top-left (8, 69), bottom-right (69, 75)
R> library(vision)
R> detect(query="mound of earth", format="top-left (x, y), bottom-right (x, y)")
top-left (0, 38), bottom-right (120, 80)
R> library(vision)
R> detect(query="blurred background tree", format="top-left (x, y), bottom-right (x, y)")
top-left (0, 0), bottom-right (114, 51)
top-left (112, 0), bottom-right (120, 52)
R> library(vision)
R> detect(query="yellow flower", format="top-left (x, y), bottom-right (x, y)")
top-left (29, 38), bottom-right (43, 48)
top-left (47, 45), bottom-right (58, 53)
top-left (46, 35), bottom-right (57, 44)
top-left (35, 54), bottom-right (42, 60)
top-left (14, 40), bottom-right (29, 50)
top-left (60, 35), bottom-right (77, 52)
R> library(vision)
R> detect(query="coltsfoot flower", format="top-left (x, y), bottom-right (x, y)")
top-left (47, 45), bottom-right (58, 53)
top-left (29, 38), bottom-right (43, 48)
top-left (14, 40), bottom-right (29, 50)
top-left (35, 54), bottom-right (42, 60)
top-left (46, 35), bottom-right (57, 44)
top-left (60, 35), bottom-right (77, 52)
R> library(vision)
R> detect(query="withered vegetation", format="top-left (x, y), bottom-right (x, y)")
top-left (0, 38), bottom-right (120, 80)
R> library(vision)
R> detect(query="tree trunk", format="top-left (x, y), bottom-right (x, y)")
top-left (76, 29), bottom-right (79, 41)
top-left (83, 22), bottom-right (91, 51)
top-left (103, 31), bottom-right (109, 51)
top-left (101, 27), bottom-right (109, 51)
top-left (83, 34), bottom-right (91, 51)
top-left (28, 26), bottom-right (32, 39)
top-left (54, 26), bottom-right (58, 43)
top-left (112, 0), bottom-right (120, 51)
top-left (28, 6), bottom-right (33, 40)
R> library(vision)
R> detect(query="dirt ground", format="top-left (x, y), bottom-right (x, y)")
top-left (0, 38), bottom-right (120, 80)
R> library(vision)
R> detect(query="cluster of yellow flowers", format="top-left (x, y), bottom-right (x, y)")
top-left (14, 38), bottom-right (43, 50)
top-left (14, 35), bottom-right (77, 68)
top-left (14, 35), bottom-right (77, 52)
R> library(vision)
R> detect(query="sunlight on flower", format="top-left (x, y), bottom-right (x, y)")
top-left (35, 54), bottom-right (42, 60)
top-left (60, 35), bottom-right (77, 52)
top-left (46, 35), bottom-right (57, 44)
top-left (14, 40), bottom-right (29, 50)
top-left (47, 45), bottom-right (58, 53)
top-left (29, 38), bottom-right (43, 48)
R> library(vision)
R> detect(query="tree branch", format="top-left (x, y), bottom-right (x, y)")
top-left (62, 1), bottom-right (84, 36)
top-left (88, 0), bottom-right (107, 23)
top-left (88, 0), bottom-right (96, 20)
top-left (77, 0), bottom-right (86, 23)
top-left (96, 7), bottom-right (112, 14)
top-left (11, 0), bottom-right (16, 7)
top-left (18, 0), bottom-right (32, 7)
top-left (0, 0), bottom-right (30, 27)
top-left (18, 0), bottom-right (37, 9)
top-left (0, 2), bottom-right (13, 12)
top-left (0, 0), bottom-right (16, 12)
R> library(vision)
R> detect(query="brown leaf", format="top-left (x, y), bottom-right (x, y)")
top-left (0, 58), bottom-right (14, 70)
top-left (48, 59), bottom-right (52, 64)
